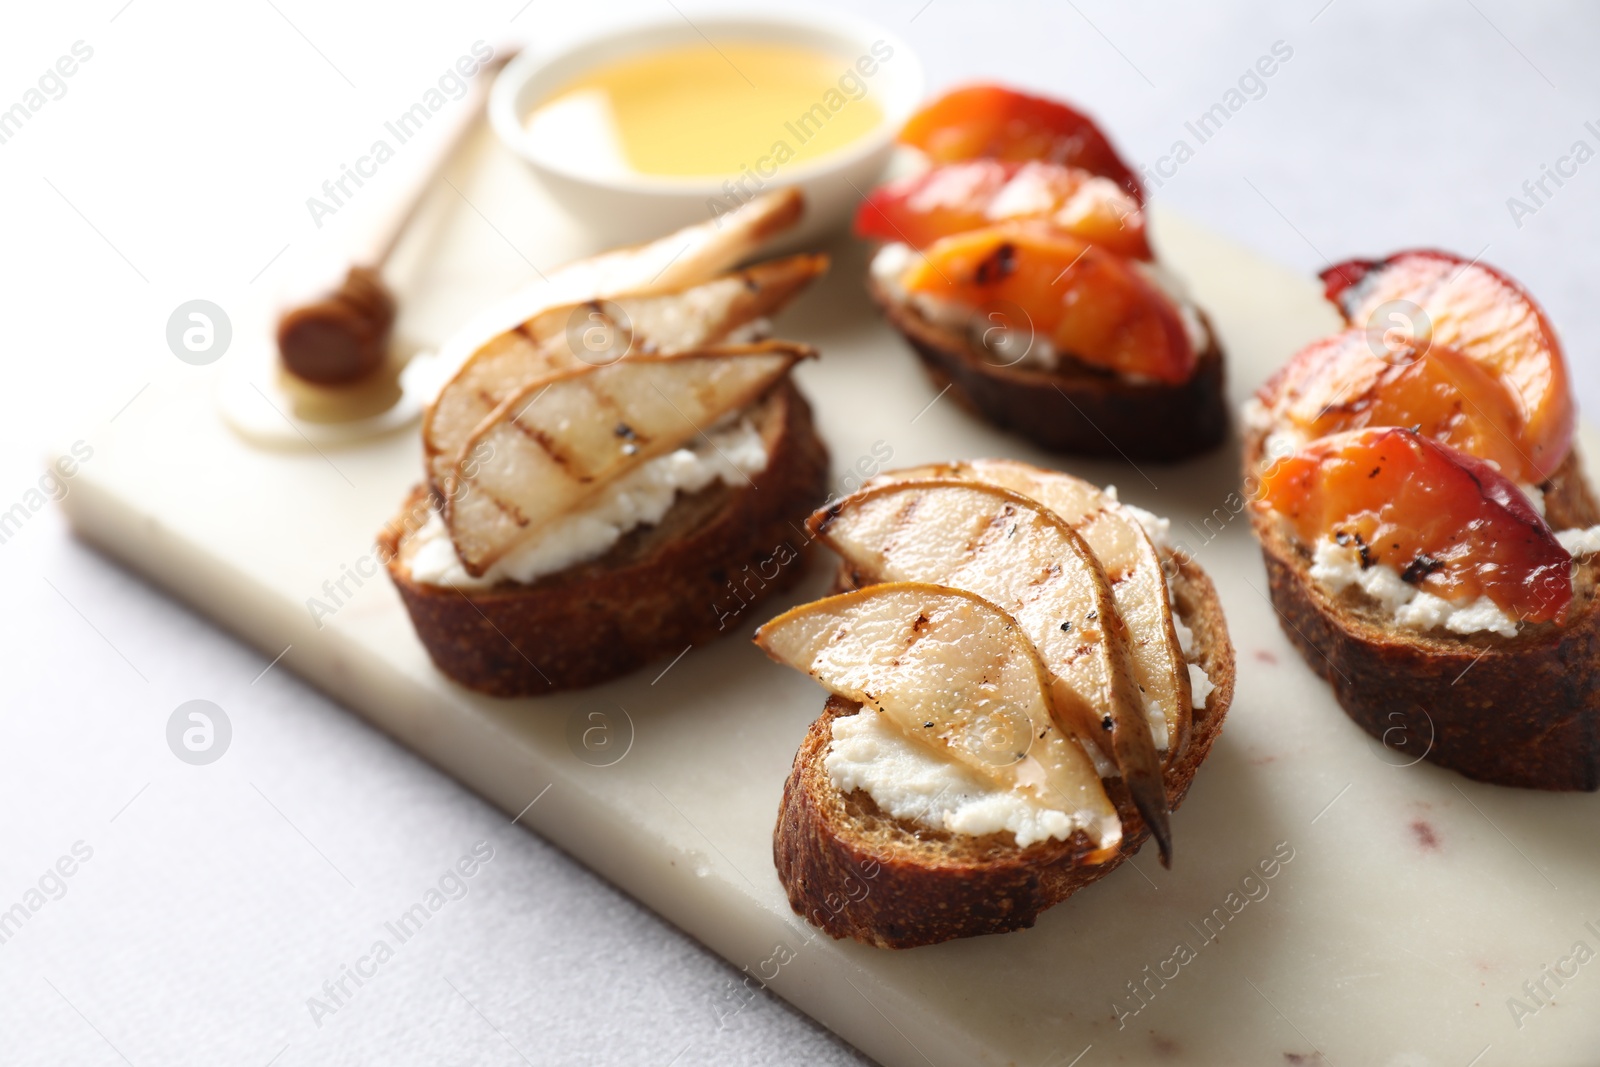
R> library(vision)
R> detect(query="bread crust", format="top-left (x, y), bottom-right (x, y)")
top-left (382, 380), bottom-right (830, 696)
top-left (1244, 429), bottom-right (1600, 790)
top-left (868, 273), bottom-right (1228, 461)
top-left (773, 556), bottom-right (1234, 948)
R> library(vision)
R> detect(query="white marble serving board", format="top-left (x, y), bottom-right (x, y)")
top-left (57, 128), bottom-right (1600, 1066)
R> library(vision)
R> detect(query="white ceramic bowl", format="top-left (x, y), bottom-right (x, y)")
top-left (489, 9), bottom-right (924, 248)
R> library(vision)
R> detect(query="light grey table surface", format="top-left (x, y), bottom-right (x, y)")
top-left (2, 2), bottom-right (1596, 1064)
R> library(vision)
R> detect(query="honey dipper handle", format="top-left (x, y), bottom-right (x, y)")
top-left (367, 45), bottom-right (520, 270)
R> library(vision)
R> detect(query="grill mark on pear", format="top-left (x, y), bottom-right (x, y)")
top-left (482, 490), bottom-right (529, 527)
top-left (508, 417), bottom-right (583, 478)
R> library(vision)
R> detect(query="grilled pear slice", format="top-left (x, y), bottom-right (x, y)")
top-left (424, 252), bottom-right (826, 495)
top-left (548, 186), bottom-right (803, 305)
top-left (879, 460), bottom-right (1191, 758)
top-left (755, 582), bottom-right (1120, 853)
top-left (445, 342), bottom-right (811, 575)
top-left (809, 480), bottom-right (1172, 863)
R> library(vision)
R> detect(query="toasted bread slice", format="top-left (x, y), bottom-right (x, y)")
top-left (382, 380), bottom-right (829, 695)
top-left (867, 272), bottom-right (1227, 460)
top-left (773, 552), bottom-right (1234, 948)
top-left (1244, 427), bottom-right (1600, 789)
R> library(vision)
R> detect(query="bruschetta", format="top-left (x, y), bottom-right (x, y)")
top-left (1245, 250), bottom-right (1600, 789)
top-left (382, 193), bottom-right (832, 695)
top-left (856, 85), bottom-right (1227, 460)
top-left (758, 461), bottom-right (1235, 947)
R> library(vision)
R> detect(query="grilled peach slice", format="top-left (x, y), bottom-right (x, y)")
top-left (901, 224), bottom-right (1194, 384)
top-left (1322, 250), bottom-right (1574, 480)
top-left (1257, 427), bottom-right (1573, 624)
top-left (854, 160), bottom-right (1150, 259)
top-left (1258, 328), bottom-right (1537, 484)
top-left (899, 84), bottom-right (1143, 201)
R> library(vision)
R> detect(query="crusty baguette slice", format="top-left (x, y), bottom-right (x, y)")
top-left (867, 272), bottom-right (1228, 460)
top-left (1244, 427), bottom-right (1600, 789)
top-left (382, 380), bottom-right (829, 695)
top-left (773, 553), bottom-right (1234, 948)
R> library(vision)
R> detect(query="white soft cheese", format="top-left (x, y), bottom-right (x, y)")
top-left (1238, 396), bottom-right (1308, 470)
top-left (1309, 539), bottom-right (1521, 638)
top-left (408, 415), bottom-right (769, 588)
top-left (1260, 427), bottom-right (1308, 467)
top-left (868, 241), bottom-right (914, 291)
top-left (824, 709), bottom-right (1093, 848)
top-left (1187, 662), bottom-right (1215, 709)
top-left (1558, 524), bottom-right (1600, 557)
top-left (1117, 496), bottom-right (1173, 553)
top-left (1172, 613), bottom-right (1195, 657)
top-left (1240, 396), bottom-right (1274, 434)
top-left (871, 242), bottom-right (979, 342)
top-left (1520, 483), bottom-right (1548, 519)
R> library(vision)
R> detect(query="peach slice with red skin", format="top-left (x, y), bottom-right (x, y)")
top-left (1321, 250), bottom-right (1574, 481)
top-left (1258, 427), bottom-right (1573, 624)
top-left (1257, 328), bottom-right (1538, 484)
top-left (854, 160), bottom-right (1151, 259)
top-left (901, 223), bottom-right (1195, 384)
top-left (898, 84), bottom-right (1144, 202)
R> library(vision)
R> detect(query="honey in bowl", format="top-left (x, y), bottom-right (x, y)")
top-left (525, 41), bottom-right (888, 179)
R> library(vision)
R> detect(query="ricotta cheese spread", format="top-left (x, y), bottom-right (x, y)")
top-left (1240, 395), bottom-right (1274, 435)
top-left (1309, 539), bottom-right (1522, 638)
top-left (1557, 524), bottom-right (1600, 557)
top-left (1521, 482), bottom-right (1547, 518)
top-left (824, 708), bottom-right (1109, 847)
top-left (1236, 397), bottom-right (1306, 468)
top-left (408, 414), bottom-right (769, 588)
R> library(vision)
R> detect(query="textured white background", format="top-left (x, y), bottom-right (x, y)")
top-left (1, 1), bottom-right (1597, 1064)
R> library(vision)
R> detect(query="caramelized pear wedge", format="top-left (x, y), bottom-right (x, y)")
top-left (445, 341), bottom-right (812, 576)
top-left (424, 252), bottom-right (826, 495)
top-left (878, 460), bottom-right (1191, 759)
top-left (755, 582), bottom-right (1120, 854)
top-left (516, 186), bottom-right (802, 313)
top-left (809, 479), bottom-right (1172, 863)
